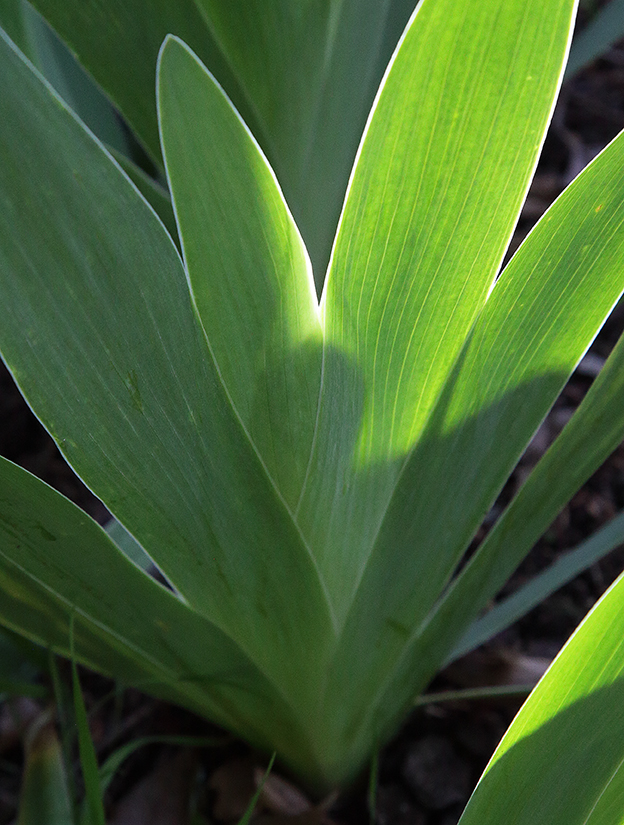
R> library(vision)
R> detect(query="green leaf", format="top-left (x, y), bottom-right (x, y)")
top-left (298, 0), bottom-right (577, 622)
top-left (451, 508), bottom-right (624, 661)
top-left (0, 456), bottom-right (284, 738)
top-left (332, 122), bottom-right (624, 762)
top-left (0, 28), bottom-right (335, 723)
top-left (194, 0), bottom-right (418, 283)
top-left (423, 279), bottom-right (624, 677)
top-left (157, 36), bottom-right (322, 509)
top-left (458, 569), bottom-right (624, 825)
top-left (25, 0), bottom-right (245, 164)
top-left (70, 620), bottom-right (106, 825)
top-left (17, 717), bottom-right (73, 825)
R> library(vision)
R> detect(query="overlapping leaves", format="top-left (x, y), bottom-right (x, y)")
top-left (3, 0), bottom-right (624, 793)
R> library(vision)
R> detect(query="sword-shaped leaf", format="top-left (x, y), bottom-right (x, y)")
top-left (320, 70), bottom-right (624, 770)
top-left (157, 37), bottom-right (322, 509)
top-left (194, 0), bottom-right (418, 282)
top-left (298, 0), bottom-right (577, 619)
top-left (458, 569), bottom-right (624, 825)
top-left (0, 30), bottom-right (335, 715)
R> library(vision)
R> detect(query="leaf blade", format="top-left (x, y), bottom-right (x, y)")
top-left (157, 36), bottom-right (322, 509)
top-left (0, 28), bottom-right (335, 714)
top-left (321, 112), bottom-right (624, 772)
top-left (298, 0), bottom-right (578, 621)
top-left (458, 570), bottom-right (624, 825)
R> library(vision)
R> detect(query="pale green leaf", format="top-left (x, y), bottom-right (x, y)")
top-left (157, 36), bottom-right (322, 509)
top-left (319, 77), bottom-right (624, 771)
top-left (458, 570), bottom-right (624, 825)
top-left (0, 29), bottom-right (335, 719)
top-left (298, 0), bottom-right (577, 621)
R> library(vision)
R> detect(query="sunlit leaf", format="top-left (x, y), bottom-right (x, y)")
top-left (194, 0), bottom-right (418, 282)
top-left (157, 37), bottom-right (321, 508)
top-left (458, 569), bottom-right (624, 825)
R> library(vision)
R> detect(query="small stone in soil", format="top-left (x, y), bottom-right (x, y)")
top-left (375, 784), bottom-right (426, 825)
top-left (402, 735), bottom-right (471, 811)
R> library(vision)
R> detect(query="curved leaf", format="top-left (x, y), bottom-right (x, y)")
top-left (458, 569), bottom-right (624, 825)
top-left (194, 0), bottom-right (418, 283)
top-left (0, 456), bottom-right (292, 752)
top-left (0, 29), bottom-right (335, 715)
top-left (157, 37), bottom-right (322, 509)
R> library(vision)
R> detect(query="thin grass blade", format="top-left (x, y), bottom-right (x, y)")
top-left (70, 618), bottom-right (106, 825)
top-left (97, 735), bottom-right (226, 799)
top-left (451, 508), bottom-right (624, 661)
